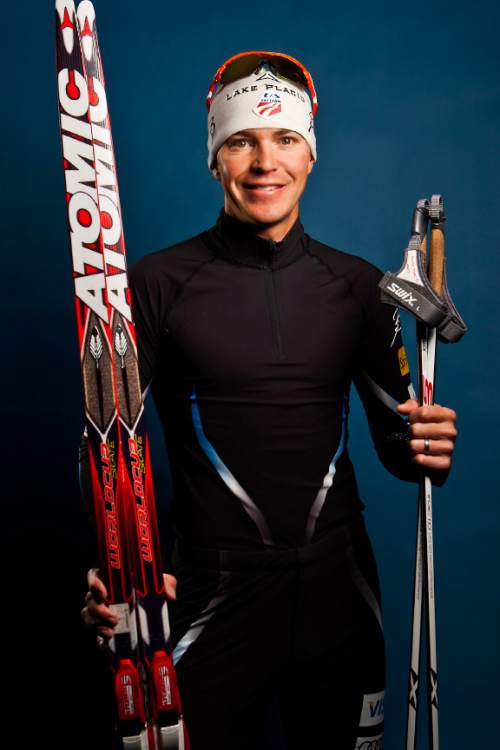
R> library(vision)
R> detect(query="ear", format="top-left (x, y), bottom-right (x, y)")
top-left (307, 156), bottom-right (315, 175)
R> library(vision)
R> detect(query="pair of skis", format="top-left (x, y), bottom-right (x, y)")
top-left (379, 195), bottom-right (466, 750)
top-left (55, 2), bottom-right (187, 748)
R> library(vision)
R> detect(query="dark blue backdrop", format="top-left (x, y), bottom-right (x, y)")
top-left (5, 0), bottom-right (498, 747)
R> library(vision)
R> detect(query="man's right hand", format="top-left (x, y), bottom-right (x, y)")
top-left (81, 567), bottom-right (178, 648)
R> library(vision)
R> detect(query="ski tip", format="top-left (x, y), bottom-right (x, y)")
top-left (76, 1), bottom-right (96, 63)
top-left (55, 0), bottom-right (77, 55)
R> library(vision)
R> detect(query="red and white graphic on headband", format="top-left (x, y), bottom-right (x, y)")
top-left (253, 92), bottom-right (281, 118)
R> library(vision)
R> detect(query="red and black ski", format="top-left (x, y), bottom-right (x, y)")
top-left (55, 2), bottom-right (186, 747)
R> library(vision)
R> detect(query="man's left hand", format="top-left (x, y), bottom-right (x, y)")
top-left (396, 399), bottom-right (458, 471)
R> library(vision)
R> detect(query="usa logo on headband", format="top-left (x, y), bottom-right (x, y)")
top-left (253, 92), bottom-right (281, 118)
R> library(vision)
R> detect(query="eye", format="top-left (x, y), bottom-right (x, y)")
top-left (228, 137), bottom-right (249, 148)
top-left (280, 134), bottom-right (296, 145)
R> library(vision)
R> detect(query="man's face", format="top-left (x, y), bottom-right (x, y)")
top-left (214, 128), bottom-right (314, 237)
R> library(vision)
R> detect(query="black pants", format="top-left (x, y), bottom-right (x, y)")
top-left (170, 516), bottom-right (385, 750)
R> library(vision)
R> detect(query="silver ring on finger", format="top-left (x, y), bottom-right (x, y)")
top-left (424, 438), bottom-right (430, 454)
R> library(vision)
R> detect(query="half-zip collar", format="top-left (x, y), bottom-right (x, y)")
top-left (205, 208), bottom-right (307, 270)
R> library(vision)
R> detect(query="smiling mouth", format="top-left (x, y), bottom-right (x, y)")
top-left (243, 184), bottom-right (285, 192)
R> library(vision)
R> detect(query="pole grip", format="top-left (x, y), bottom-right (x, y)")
top-left (428, 196), bottom-right (445, 296)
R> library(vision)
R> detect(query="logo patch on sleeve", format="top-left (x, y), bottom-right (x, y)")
top-left (355, 733), bottom-right (383, 749)
top-left (398, 346), bottom-right (409, 376)
top-left (359, 690), bottom-right (385, 728)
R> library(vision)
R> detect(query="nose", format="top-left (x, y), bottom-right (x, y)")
top-left (251, 139), bottom-right (278, 172)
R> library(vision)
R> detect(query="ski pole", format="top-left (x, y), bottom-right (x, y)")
top-left (378, 195), bottom-right (467, 749)
top-left (415, 194), bottom-right (445, 750)
top-left (405, 199), bottom-right (430, 750)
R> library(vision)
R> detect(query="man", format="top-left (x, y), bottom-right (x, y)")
top-left (82, 52), bottom-right (457, 749)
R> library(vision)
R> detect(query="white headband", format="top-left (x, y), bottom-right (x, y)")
top-left (207, 63), bottom-right (317, 170)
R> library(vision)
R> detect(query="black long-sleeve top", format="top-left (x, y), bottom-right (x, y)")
top-left (121, 210), bottom-right (442, 547)
top-left (80, 209), bottom-right (447, 552)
